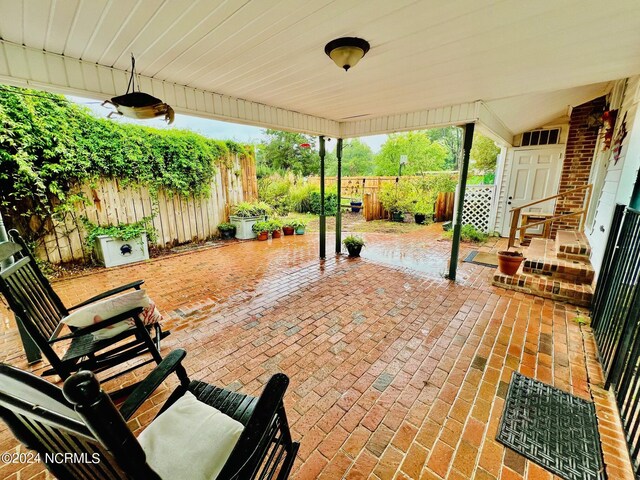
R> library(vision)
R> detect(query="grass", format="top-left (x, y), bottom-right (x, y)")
top-left (351, 220), bottom-right (428, 234)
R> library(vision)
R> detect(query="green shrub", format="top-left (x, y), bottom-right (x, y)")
top-left (217, 222), bottom-right (235, 231)
top-left (288, 183), bottom-right (317, 213)
top-left (258, 174), bottom-right (293, 215)
top-left (442, 224), bottom-right (488, 243)
top-left (308, 191), bottom-right (338, 216)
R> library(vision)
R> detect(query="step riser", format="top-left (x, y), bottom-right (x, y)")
top-left (492, 273), bottom-right (592, 307)
top-left (522, 260), bottom-right (594, 284)
top-left (557, 251), bottom-right (590, 261)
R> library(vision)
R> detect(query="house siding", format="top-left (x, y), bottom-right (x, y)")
top-left (588, 76), bottom-right (640, 274)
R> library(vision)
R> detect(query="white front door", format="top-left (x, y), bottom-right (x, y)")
top-left (502, 147), bottom-right (564, 237)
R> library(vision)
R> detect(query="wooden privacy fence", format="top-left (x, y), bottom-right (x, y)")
top-left (308, 175), bottom-right (456, 222)
top-left (37, 154), bottom-right (257, 264)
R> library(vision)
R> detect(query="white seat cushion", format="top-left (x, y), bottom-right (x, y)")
top-left (61, 289), bottom-right (163, 340)
top-left (138, 391), bottom-right (244, 480)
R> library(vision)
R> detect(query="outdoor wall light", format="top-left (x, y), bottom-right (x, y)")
top-left (324, 37), bottom-right (370, 71)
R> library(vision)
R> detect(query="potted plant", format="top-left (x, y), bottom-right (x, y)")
top-left (217, 222), bottom-right (236, 239)
top-left (412, 200), bottom-right (434, 225)
top-left (282, 220), bottom-right (295, 236)
top-left (252, 221), bottom-right (270, 241)
top-left (290, 219), bottom-right (308, 235)
top-left (379, 183), bottom-right (407, 223)
top-left (82, 217), bottom-right (155, 267)
top-left (497, 250), bottom-right (525, 275)
top-left (350, 197), bottom-right (363, 213)
top-left (270, 219), bottom-right (283, 238)
top-left (229, 202), bottom-right (274, 239)
top-left (343, 235), bottom-right (365, 257)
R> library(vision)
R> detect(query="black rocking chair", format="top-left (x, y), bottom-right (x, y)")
top-left (0, 349), bottom-right (299, 480)
top-left (0, 230), bottom-right (168, 391)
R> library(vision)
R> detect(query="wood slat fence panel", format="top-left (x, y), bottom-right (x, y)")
top-left (308, 175), bottom-right (457, 222)
top-left (34, 154), bottom-right (257, 264)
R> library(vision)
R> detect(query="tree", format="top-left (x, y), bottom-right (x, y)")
top-left (259, 129), bottom-right (319, 176)
top-left (470, 133), bottom-right (500, 172)
top-left (374, 131), bottom-right (448, 175)
top-left (426, 127), bottom-right (462, 170)
top-left (326, 138), bottom-right (374, 176)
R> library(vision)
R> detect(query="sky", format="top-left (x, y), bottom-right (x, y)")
top-left (68, 95), bottom-right (388, 153)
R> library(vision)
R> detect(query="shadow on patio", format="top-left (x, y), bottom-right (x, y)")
top-left (0, 224), bottom-right (632, 479)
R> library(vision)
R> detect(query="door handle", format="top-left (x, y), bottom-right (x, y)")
top-left (508, 201), bottom-right (512, 205)
top-left (508, 196), bottom-right (513, 200)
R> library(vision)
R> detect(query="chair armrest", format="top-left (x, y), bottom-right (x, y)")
top-left (68, 280), bottom-right (145, 310)
top-left (220, 374), bottom-right (289, 478)
top-left (118, 349), bottom-right (188, 421)
top-left (49, 307), bottom-right (144, 343)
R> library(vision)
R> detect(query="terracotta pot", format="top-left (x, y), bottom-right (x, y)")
top-left (272, 230), bottom-right (282, 238)
top-left (497, 251), bottom-right (524, 275)
top-left (257, 231), bottom-right (268, 241)
top-left (283, 226), bottom-right (295, 235)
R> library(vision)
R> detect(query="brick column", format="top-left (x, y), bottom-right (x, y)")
top-left (552, 96), bottom-right (606, 236)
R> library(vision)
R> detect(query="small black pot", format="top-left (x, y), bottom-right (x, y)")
top-left (391, 211), bottom-right (404, 222)
top-left (350, 201), bottom-right (362, 213)
top-left (220, 228), bottom-right (236, 239)
top-left (414, 213), bottom-right (426, 225)
top-left (346, 244), bottom-right (363, 257)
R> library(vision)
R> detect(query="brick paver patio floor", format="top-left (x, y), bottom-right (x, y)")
top-left (0, 224), bottom-right (634, 479)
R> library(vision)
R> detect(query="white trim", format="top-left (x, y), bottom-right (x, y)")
top-left (0, 40), bottom-right (341, 137)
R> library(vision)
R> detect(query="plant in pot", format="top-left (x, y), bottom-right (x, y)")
top-left (290, 219), bottom-right (308, 235)
top-left (217, 222), bottom-right (236, 239)
top-left (497, 250), bottom-right (525, 275)
top-left (252, 221), bottom-right (270, 241)
top-left (230, 202), bottom-right (261, 240)
top-left (343, 235), bottom-right (365, 258)
top-left (269, 219), bottom-right (283, 238)
top-left (282, 220), bottom-right (295, 236)
top-left (82, 217), bottom-right (156, 267)
top-left (412, 200), bottom-right (435, 225)
top-left (350, 197), bottom-right (363, 213)
top-left (380, 182), bottom-right (408, 223)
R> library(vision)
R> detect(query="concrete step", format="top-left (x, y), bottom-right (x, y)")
top-left (523, 238), bottom-right (595, 284)
top-left (556, 230), bottom-right (591, 260)
top-left (492, 266), bottom-right (593, 307)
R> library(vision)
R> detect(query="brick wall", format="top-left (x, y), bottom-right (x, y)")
top-left (552, 96), bottom-right (606, 235)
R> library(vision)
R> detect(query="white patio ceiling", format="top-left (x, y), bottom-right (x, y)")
top-left (0, 0), bottom-right (638, 143)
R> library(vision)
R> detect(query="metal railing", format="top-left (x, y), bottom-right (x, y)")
top-left (592, 205), bottom-right (640, 473)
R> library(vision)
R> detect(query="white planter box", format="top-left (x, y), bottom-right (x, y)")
top-left (94, 233), bottom-right (149, 267)
top-left (229, 215), bottom-right (260, 239)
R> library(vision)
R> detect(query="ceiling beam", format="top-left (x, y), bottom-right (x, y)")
top-left (339, 102), bottom-right (481, 138)
top-left (0, 40), bottom-right (341, 137)
top-left (476, 102), bottom-right (514, 146)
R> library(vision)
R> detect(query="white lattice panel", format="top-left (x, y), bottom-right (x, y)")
top-left (462, 185), bottom-right (496, 233)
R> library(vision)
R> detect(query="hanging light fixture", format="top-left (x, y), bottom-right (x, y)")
top-left (324, 37), bottom-right (370, 71)
top-left (103, 54), bottom-right (175, 124)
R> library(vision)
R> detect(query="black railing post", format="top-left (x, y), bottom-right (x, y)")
top-left (336, 138), bottom-right (343, 254)
top-left (319, 136), bottom-right (326, 259)
top-left (447, 122), bottom-right (474, 281)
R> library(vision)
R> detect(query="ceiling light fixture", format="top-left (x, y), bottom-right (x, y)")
top-left (324, 37), bottom-right (370, 71)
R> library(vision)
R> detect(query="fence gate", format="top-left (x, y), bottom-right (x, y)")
top-left (592, 205), bottom-right (640, 474)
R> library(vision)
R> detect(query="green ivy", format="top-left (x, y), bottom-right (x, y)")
top-left (0, 86), bottom-right (252, 244)
top-left (81, 216), bottom-right (157, 250)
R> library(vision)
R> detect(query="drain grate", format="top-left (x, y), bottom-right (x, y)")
top-left (497, 372), bottom-right (605, 480)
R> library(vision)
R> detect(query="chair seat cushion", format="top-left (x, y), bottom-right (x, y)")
top-left (61, 289), bottom-right (163, 340)
top-left (138, 391), bottom-right (244, 480)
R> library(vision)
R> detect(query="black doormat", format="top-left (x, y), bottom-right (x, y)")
top-left (497, 372), bottom-right (605, 480)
